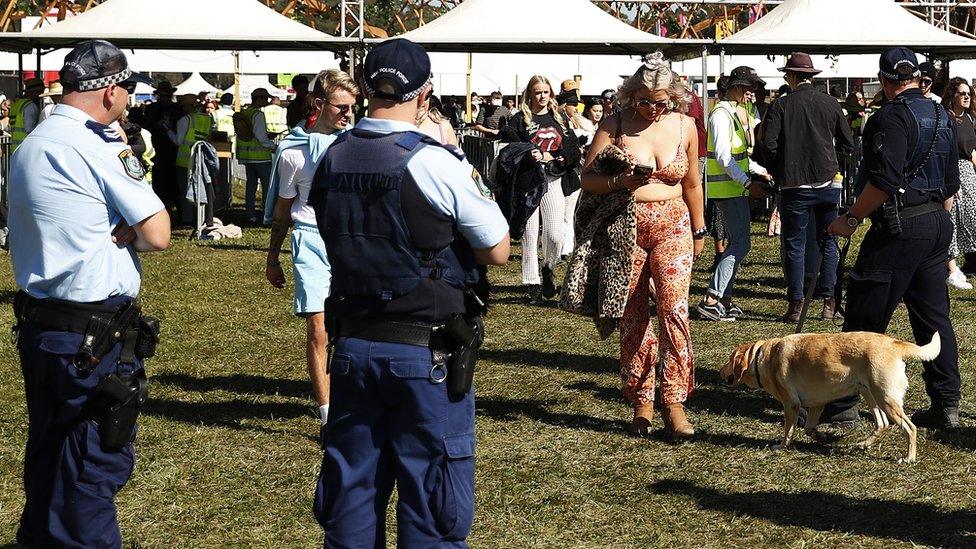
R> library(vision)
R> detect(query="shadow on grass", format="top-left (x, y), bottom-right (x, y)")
top-left (480, 348), bottom-right (615, 375)
top-left (0, 289), bottom-right (17, 305)
top-left (144, 398), bottom-right (311, 430)
top-left (650, 478), bottom-right (976, 547)
top-left (197, 242), bottom-right (270, 252)
top-left (153, 373), bottom-right (311, 400)
top-left (477, 396), bottom-right (625, 434)
top-left (565, 380), bottom-right (621, 404)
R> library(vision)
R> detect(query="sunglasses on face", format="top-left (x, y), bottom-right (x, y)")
top-left (921, 78), bottom-right (933, 87)
top-left (325, 100), bottom-right (359, 115)
top-left (636, 98), bottom-right (669, 110)
top-left (123, 82), bottom-right (138, 94)
top-left (957, 91), bottom-right (972, 98)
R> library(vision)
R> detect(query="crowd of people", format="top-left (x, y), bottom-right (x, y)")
top-left (4, 34), bottom-right (970, 548)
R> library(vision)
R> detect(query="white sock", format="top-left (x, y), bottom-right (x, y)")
top-left (319, 404), bottom-right (330, 426)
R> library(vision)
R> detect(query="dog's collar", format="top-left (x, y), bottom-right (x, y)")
top-left (750, 346), bottom-right (764, 390)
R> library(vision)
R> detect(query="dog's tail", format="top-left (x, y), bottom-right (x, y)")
top-left (898, 332), bottom-right (942, 362)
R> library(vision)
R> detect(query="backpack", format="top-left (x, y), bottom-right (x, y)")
top-left (233, 110), bottom-right (254, 141)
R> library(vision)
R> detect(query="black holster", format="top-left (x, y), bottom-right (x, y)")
top-left (881, 196), bottom-right (903, 235)
top-left (443, 314), bottom-right (483, 398)
top-left (86, 370), bottom-right (148, 451)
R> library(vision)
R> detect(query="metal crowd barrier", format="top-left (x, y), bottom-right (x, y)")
top-left (460, 133), bottom-right (503, 179)
top-left (1, 134), bottom-right (10, 219)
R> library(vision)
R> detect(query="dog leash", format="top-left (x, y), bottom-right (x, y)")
top-left (794, 235), bottom-right (850, 334)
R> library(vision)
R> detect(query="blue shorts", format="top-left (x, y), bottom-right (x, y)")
top-left (291, 222), bottom-right (331, 315)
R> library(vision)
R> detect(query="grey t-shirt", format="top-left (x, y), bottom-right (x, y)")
top-left (475, 104), bottom-right (512, 131)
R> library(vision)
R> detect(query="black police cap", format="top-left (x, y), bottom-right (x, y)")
top-left (363, 38), bottom-right (431, 102)
top-left (60, 39), bottom-right (151, 92)
top-left (879, 47), bottom-right (920, 82)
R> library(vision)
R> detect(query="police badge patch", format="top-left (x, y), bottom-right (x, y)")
top-left (471, 167), bottom-right (493, 199)
top-left (119, 149), bottom-right (146, 181)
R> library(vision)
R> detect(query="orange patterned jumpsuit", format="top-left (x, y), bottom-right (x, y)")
top-left (618, 139), bottom-right (695, 406)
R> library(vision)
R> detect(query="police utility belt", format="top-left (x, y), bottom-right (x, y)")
top-left (338, 315), bottom-right (481, 397)
top-left (13, 291), bottom-right (161, 451)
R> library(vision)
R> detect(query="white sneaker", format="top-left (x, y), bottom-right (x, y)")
top-left (947, 270), bottom-right (973, 290)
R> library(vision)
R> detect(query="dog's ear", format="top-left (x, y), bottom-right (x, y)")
top-left (732, 343), bottom-right (755, 384)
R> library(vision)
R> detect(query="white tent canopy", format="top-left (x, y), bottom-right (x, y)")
top-left (718, 0), bottom-right (976, 55)
top-left (396, 0), bottom-right (703, 55)
top-left (0, 0), bottom-right (349, 52)
top-left (174, 73), bottom-right (220, 97)
top-left (223, 75), bottom-right (289, 103)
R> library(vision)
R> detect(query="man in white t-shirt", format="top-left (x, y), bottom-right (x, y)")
top-left (265, 70), bottom-right (359, 427)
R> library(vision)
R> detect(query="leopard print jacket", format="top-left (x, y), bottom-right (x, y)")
top-left (559, 189), bottom-right (637, 340)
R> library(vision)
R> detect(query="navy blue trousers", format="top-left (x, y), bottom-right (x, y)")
top-left (823, 209), bottom-right (960, 419)
top-left (780, 187), bottom-right (841, 301)
top-left (16, 305), bottom-right (141, 548)
top-left (314, 337), bottom-right (476, 548)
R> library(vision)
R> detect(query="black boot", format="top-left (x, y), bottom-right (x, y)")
top-left (526, 284), bottom-right (544, 306)
top-left (912, 405), bottom-right (960, 430)
top-left (541, 267), bottom-right (557, 300)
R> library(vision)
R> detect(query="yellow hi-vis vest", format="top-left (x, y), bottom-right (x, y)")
top-left (262, 104), bottom-right (287, 135)
top-left (10, 98), bottom-right (34, 153)
top-left (237, 107), bottom-right (273, 162)
top-left (214, 107), bottom-right (235, 137)
top-left (706, 102), bottom-right (750, 200)
top-left (175, 113), bottom-right (212, 169)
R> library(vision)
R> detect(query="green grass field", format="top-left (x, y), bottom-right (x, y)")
top-left (0, 214), bottom-right (974, 548)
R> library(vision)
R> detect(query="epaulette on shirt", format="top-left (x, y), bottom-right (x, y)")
top-left (85, 120), bottom-right (124, 143)
top-left (395, 131), bottom-right (467, 161)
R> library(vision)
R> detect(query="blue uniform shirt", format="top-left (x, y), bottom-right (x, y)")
top-left (353, 117), bottom-right (509, 250)
top-left (8, 104), bottom-right (165, 301)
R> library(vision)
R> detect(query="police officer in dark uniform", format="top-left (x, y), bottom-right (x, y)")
top-left (308, 39), bottom-right (510, 547)
top-left (828, 47), bottom-right (961, 430)
top-left (7, 40), bottom-right (169, 546)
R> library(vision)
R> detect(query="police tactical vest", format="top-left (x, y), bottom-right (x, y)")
top-left (175, 113), bottom-right (212, 169)
top-left (897, 95), bottom-right (953, 193)
top-left (237, 107), bottom-right (273, 162)
top-left (314, 129), bottom-right (478, 322)
top-left (10, 98), bottom-right (33, 153)
top-left (706, 102), bottom-right (750, 199)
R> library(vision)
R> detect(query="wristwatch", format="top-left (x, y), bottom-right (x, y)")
top-left (692, 228), bottom-right (708, 240)
top-left (844, 212), bottom-right (862, 229)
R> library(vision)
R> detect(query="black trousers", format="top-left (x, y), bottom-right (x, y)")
top-left (822, 209), bottom-right (961, 418)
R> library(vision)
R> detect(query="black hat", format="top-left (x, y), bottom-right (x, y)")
top-left (363, 38), bottom-right (431, 102)
top-left (728, 66), bottom-right (765, 89)
top-left (59, 39), bottom-right (150, 92)
top-left (918, 61), bottom-right (938, 81)
top-left (556, 89), bottom-right (579, 106)
top-left (154, 80), bottom-right (175, 94)
top-left (879, 47), bottom-right (920, 82)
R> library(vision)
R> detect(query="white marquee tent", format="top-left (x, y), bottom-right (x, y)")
top-left (718, 0), bottom-right (976, 55)
top-left (174, 73), bottom-right (221, 97)
top-left (0, 0), bottom-right (349, 52)
top-left (395, 0), bottom-right (703, 55)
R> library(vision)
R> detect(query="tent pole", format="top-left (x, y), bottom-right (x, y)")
top-left (35, 47), bottom-right (41, 76)
top-left (17, 51), bottom-right (23, 93)
top-left (701, 45), bottom-right (709, 211)
top-left (465, 52), bottom-right (473, 124)
top-left (233, 51), bottom-right (240, 112)
top-left (719, 47), bottom-right (725, 78)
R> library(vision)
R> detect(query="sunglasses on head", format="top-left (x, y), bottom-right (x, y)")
top-left (636, 98), bottom-right (669, 110)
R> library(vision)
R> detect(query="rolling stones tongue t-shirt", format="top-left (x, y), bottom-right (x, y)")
top-left (527, 112), bottom-right (564, 154)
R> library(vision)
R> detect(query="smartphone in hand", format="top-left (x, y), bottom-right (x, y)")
top-left (632, 164), bottom-right (655, 176)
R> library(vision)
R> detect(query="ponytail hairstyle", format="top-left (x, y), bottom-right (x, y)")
top-left (519, 75), bottom-right (566, 130)
top-left (617, 51), bottom-right (692, 114)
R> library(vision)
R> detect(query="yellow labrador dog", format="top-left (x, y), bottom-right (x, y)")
top-left (720, 331), bottom-right (941, 463)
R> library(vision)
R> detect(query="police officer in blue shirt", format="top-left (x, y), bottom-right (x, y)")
top-left (308, 38), bottom-right (510, 547)
top-left (828, 47), bottom-right (961, 430)
top-left (8, 40), bottom-right (170, 547)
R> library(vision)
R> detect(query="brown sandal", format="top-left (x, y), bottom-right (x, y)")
top-left (626, 403), bottom-right (655, 436)
top-left (663, 404), bottom-right (694, 439)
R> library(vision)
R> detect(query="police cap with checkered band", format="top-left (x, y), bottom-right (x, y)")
top-left (59, 39), bottom-right (151, 93)
top-left (879, 47), bottom-right (921, 82)
top-left (363, 38), bottom-right (431, 102)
